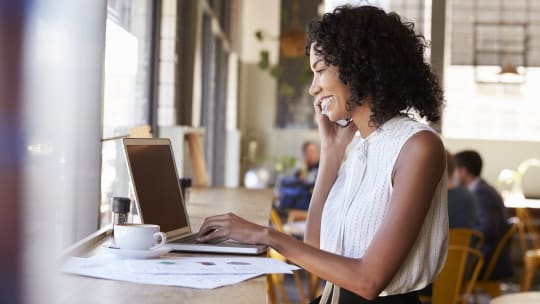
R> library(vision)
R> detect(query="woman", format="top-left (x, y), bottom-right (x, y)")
top-left (197, 5), bottom-right (448, 304)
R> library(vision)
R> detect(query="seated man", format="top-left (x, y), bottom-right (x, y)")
top-left (298, 141), bottom-right (320, 184)
top-left (454, 150), bottom-right (513, 280)
top-left (447, 150), bottom-right (476, 229)
top-left (277, 141), bottom-right (320, 212)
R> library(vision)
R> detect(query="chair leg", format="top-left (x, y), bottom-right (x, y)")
top-left (267, 275), bottom-right (278, 304)
top-left (308, 273), bottom-right (321, 300)
top-left (293, 270), bottom-right (308, 304)
top-left (520, 255), bottom-right (537, 291)
top-left (483, 282), bottom-right (502, 298)
top-left (273, 273), bottom-right (290, 304)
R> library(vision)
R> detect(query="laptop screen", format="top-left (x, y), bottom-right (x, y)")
top-left (124, 139), bottom-right (189, 234)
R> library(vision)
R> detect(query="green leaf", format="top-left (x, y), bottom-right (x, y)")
top-left (279, 83), bottom-right (295, 97)
top-left (286, 156), bottom-right (296, 168)
top-left (281, 9), bottom-right (290, 24)
top-left (255, 30), bottom-right (263, 41)
top-left (269, 65), bottom-right (282, 78)
top-left (258, 50), bottom-right (269, 69)
top-left (298, 58), bottom-right (313, 84)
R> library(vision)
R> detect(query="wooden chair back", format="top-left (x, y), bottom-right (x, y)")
top-left (270, 207), bottom-right (285, 233)
top-left (481, 222), bottom-right (518, 281)
top-left (449, 228), bottom-right (484, 249)
top-left (267, 207), bottom-right (307, 304)
top-left (433, 245), bottom-right (484, 304)
top-left (516, 208), bottom-right (540, 251)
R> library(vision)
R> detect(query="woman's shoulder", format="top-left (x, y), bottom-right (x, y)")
top-left (377, 114), bottom-right (440, 151)
top-left (380, 114), bottom-right (435, 136)
top-left (402, 129), bottom-right (444, 159)
top-left (393, 130), bottom-right (445, 180)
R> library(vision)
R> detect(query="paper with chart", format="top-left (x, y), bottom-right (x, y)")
top-left (60, 254), bottom-right (298, 289)
top-left (124, 257), bottom-right (299, 275)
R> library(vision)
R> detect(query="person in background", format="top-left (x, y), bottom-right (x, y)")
top-left (298, 141), bottom-right (320, 185)
top-left (454, 150), bottom-right (514, 280)
top-left (277, 141), bottom-right (320, 212)
top-left (447, 150), bottom-right (476, 229)
top-left (198, 6), bottom-right (448, 303)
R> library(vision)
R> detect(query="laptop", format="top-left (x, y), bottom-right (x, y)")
top-left (122, 138), bottom-right (267, 255)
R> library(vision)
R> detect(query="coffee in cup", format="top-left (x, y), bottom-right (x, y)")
top-left (114, 224), bottom-right (167, 250)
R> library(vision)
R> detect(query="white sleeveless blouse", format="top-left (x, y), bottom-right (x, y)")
top-left (319, 115), bottom-right (448, 301)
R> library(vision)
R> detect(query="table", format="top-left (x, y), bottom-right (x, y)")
top-left (58, 187), bottom-right (274, 304)
top-left (490, 291), bottom-right (540, 304)
top-left (504, 196), bottom-right (540, 209)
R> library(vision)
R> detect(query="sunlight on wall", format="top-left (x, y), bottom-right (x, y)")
top-left (443, 66), bottom-right (540, 142)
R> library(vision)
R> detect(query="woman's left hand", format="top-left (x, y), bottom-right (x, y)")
top-left (196, 213), bottom-right (268, 244)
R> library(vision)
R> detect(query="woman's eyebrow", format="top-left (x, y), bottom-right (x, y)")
top-left (311, 58), bottom-right (324, 70)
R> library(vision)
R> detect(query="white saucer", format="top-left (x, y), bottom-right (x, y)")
top-left (105, 245), bottom-right (172, 259)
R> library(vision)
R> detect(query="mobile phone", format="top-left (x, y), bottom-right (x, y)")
top-left (321, 103), bottom-right (352, 127)
top-left (335, 118), bottom-right (352, 127)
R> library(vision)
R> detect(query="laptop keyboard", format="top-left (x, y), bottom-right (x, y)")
top-left (176, 233), bottom-right (227, 245)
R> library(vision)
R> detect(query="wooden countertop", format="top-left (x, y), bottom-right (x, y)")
top-left (58, 187), bottom-right (274, 304)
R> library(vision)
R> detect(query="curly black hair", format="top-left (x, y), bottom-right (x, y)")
top-left (305, 5), bottom-right (444, 127)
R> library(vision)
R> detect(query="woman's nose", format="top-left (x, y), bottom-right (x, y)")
top-left (309, 77), bottom-right (320, 97)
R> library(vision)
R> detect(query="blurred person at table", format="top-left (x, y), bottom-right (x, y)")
top-left (454, 150), bottom-right (514, 280)
top-left (447, 150), bottom-right (476, 229)
top-left (198, 5), bottom-right (448, 304)
top-left (277, 141), bottom-right (320, 212)
top-left (299, 141), bottom-right (320, 184)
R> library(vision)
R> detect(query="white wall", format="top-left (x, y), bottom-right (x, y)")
top-left (239, 0), bottom-right (281, 65)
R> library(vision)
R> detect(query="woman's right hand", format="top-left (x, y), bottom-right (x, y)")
top-left (313, 99), bottom-right (357, 154)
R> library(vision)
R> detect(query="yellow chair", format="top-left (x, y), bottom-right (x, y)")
top-left (420, 229), bottom-right (484, 304)
top-left (268, 208), bottom-right (308, 304)
top-left (282, 209), bottom-right (322, 300)
top-left (282, 209), bottom-right (308, 238)
top-left (474, 222), bottom-right (518, 299)
top-left (432, 245), bottom-right (484, 304)
top-left (449, 228), bottom-right (484, 249)
top-left (286, 209), bottom-right (308, 223)
top-left (516, 208), bottom-right (540, 291)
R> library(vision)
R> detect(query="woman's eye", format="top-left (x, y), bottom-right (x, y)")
top-left (316, 68), bottom-right (326, 74)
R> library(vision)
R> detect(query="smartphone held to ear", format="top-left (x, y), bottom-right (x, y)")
top-left (334, 118), bottom-right (352, 127)
top-left (321, 102), bottom-right (352, 128)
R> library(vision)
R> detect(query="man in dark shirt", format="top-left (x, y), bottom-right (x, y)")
top-left (446, 150), bottom-right (476, 229)
top-left (454, 150), bottom-right (513, 280)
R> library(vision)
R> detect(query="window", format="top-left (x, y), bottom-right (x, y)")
top-left (389, 0), bottom-right (429, 36)
top-left (443, 0), bottom-right (540, 141)
top-left (100, 0), bottom-right (157, 228)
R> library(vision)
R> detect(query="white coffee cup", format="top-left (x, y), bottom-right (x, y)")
top-left (114, 224), bottom-right (167, 250)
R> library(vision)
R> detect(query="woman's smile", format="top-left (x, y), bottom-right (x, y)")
top-left (320, 95), bottom-right (335, 116)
